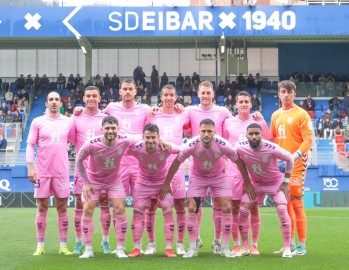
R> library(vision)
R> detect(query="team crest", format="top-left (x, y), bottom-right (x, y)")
top-left (118, 148), bottom-right (123, 155)
top-left (214, 152), bottom-right (221, 158)
top-left (159, 154), bottom-right (165, 161)
top-left (262, 156), bottom-right (269, 163)
top-left (287, 117), bottom-right (293, 124)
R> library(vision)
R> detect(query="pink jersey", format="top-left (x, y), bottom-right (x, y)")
top-left (186, 105), bottom-right (231, 136)
top-left (146, 110), bottom-right (189, 145)
top-left (223, 115), bottom-right (273, 175)
top-left (177, 135), bottom-right (238, 178)
top-left (26, 115), bottom-right (73, 178)
top-left (70, 110), bottom-right (107, 152)
top-left (126, 141), bottom-right (181, 185)
top-left (76, 134), bottom-right (137, 188)
top-left (103, 102), bottom-right (150, 165)
top-left (235, 139), bottom-right (294, 191)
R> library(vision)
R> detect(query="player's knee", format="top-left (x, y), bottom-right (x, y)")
top-left (221, 204), bottom-right (232, 214)
top-left (98, 193), bottom-right (109, 206)
top-left (113, 204), bottom-right (125, 215)
top-left (250, 204), bottom-right (259, 215)
top-left (174, 199), bottom-right (185, 211)
top-left (231, 200), bottom-right (241, 214)
top-left (56, 200), bottom-right (68, 213)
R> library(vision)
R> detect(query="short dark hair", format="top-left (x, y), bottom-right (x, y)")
top-left (121, 79), bottom-right (136, 87)
top-left (279, 80), bottom-right (296, 92)
top-left (85, 85), bottom-right (100, 95)
top-left (236, 91), bottom-right (251, 102)
top-left (47, 91), bottom-right (61, 101)
top-left (160, 84), bottom-right (177, 96)
top-left (143, 123), bottom-right (159, 134)
top-left (102, 116), bottom-right (118, 126)
top-left (247, 122), bottom-right (261, 131)
top-left (200, 118), bottom-right (215, 127)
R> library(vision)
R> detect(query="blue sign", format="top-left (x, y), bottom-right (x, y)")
top-left (0, 6), bottom-right (349, 37)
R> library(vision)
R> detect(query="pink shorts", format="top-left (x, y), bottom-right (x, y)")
top-left (34, 177), bottom-right (70, 199)
top-left (231, 176), bottom-right (244, 201)
top-left (119, 164), bottom-right (138, 196)
top-left (171, 165), bottom-right (186, 200)
top-left (187, 174), bottom-right (232, 198)
top-left (133, 183), bottom-right (173, 208)
top-left (241, 190), bottom-right (287, 205)
top-left (83, 182), bottom-right (125, 202)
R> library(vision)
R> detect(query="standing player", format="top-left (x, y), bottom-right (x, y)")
top-left (26, 91), bottom-right (73, 256)
top-left (223, 91), bottom-right (273, 256)
top-left (235, 123), bottom-right (294, 258)
top-left (185, 80), bottom-right (231, 252)
top-left (76, 116), bottom-right (135, 259)
top-left (144, 85), bottom-right (190, 255)
top-left (271, 80), bottom-right (313, 255)
top-left (160, 119), bottom-right (252, 258)
top-left (127, 124), bottom-right (180, 258)
top-left (69, 86), bottom-right (112, 254)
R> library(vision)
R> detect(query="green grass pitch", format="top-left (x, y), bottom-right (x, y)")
top-left (1, 207), bottom-right (349, 270)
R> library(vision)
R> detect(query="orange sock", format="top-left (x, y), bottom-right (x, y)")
top-left (291, 199), bottom-right (307, 242)
top-left (287, 201), bottom-right (295, 238)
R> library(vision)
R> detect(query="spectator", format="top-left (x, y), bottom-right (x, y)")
top-left (15, 74), bottom-right (25, 90)
top-left (106, 87), bottom-right (118, 102)
top-left (344, 91), bottom-right (349, 116)
top-left (85, 78), bottom-right (94, 88)
top-left (237, 73), bottom-right (247, 89)
top-left (0, 111), bottom-right (5, 123)
top-left (342, 116), bottom-right (349, 129)
top-left (304, 94), bottom-right (315, 111)
top-left (184, 98), bottom-right (192, 107)
top-left (25, 74), bottom-right (34, 90)
top-left (0, 133), bottom-right (7, 151)
top-left (133, 66), bottom-right (142, 84)
top-left (299, 101), bottom-right (307, 111)
top-left (111, 74), bottom-right (120, 90)
top-left (103, 73), bottom-right (111, 90)
top-left (254, 73), bottom-right (263, 92)
top-left (40, 74), bottom-right (49, 93)
top-left (57, 73), bottom-right (66, 89)
top-left (20, 89), bottom-right (30, 101)
top-left (316, 118), bottom-right (324, 139)
top-left (5, 89), bottom-right (13, 105)
top-left (324, 118), bottom-right (333, 139)
top-left (64, 102), bottom-right (74, 115)
top-left (183, 75), bottom-right (192, 96)
top-left (343, 125), bottom-right (349, 143)
top-left (251, 94), bottom-right (261, 112)
top-left (192, 80), bottom-right (199, 96)
top-left (176, 73), bottom-right (184, 90)
top-left (13, 110), bottom-right (22, 123)
top-left (34, 74), bottom-right (41, 94)
top-left (74, 74), bottom-right (83, 88)
top-left (160, 72), bottom-right (169, 88)
top-left (192, 72), bottom-right (200, 84)
top-left (329, 95), bottom-right (341, 117)
top-left (1, 102), bottom-right (9, 115)
top-left (67, 142), bottom-right (76, 159)
top-left (76, 81), bottom-right (85, 93)
top-left (94, 74), bottom-right (104, 90)
top-left (332, 118), bottom-right (343, 135)
top-left (11, 95), bottom-right (19, 112)
top-left (66, 74), bottom-right (75, 90)
top-left (175, 95), bottom-right (184, 106)
top-left (18, 97), bottom-right (28, 113)
top-left (247, 74), bottom-right (255, 89)
top-left (225, 94), bottom-right (235, 113)
top-left (151, 65), bottom-right (159, 93)
top-left (326, 74), bottom-right (335, 90)
top-left (74, 87), bottom-right (84, 105)
top-left (323, 108), bottom-right (333, 122)
top-left (136, 79), bottom-right (144, 96)
top-left (139, 66), bottom-right (146, 86)
top-left (5, 110), bottom-right (13, 123)
top-left (216, 81), bottom-right (225, 96)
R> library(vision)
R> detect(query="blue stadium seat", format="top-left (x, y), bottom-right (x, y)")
top-left (145, 82), bottom-right (152, 89)
top-left (314, 111), bottom-right (322, 120)
top-left (346, 143), bottom-right (349, 152)
top-left (272, 81), bottom-right (279, 90)
top-left (169, 81), bottom-right (175, 87)
top-left (2, 82), bottom-right (9, 90)
top-left (314, 102), bottom-right (322, 111)
top-left (10, 82), bottom-right (16, 91)
top-left (176, 89), bottom-right (183, 96)
top-left (263, 81), bottom-right (271, 89)
top-left (62, 88), bottom-right (69, 97)
top-left (250, 88), bottom-right (259, 95)
top-left (216, 96), bottom-right (225, 103)
top-left (192, 96), bottom-right (199, 104)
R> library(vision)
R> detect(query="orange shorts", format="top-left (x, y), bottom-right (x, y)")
top-left (289, 170), bottom-right (307, 197)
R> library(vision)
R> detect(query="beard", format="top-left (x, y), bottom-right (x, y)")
top-left (249, 140), bottom-right (260, 149)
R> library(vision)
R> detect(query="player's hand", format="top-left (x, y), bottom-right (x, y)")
top-left (174, 103), bottom-right (184, 113)
top-left (159, 139), bottom-right (171, 151)
top-left (148, 107), bottom-right (159, 116)
top-left (83, 183), bottom-right (94, 201)
top-left (244, 183), bottom-right (257, 202)
top-left (27, 166), bottom-right (37, 184)
top-left (73, 106), bottom-right (84, 116)
top-left (278, 182), bottom-right (290, 200)
top-left (252, 111), bottom-right (264, 121)
top-left (159, 183), bottom-right (172, 201)
top-left (278, 160), bottom-right (286, 173)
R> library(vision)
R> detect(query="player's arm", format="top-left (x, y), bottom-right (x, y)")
top-left (293, 115), bottom-right (313, 161)
top-left (234, 156), bottom-right (256, 201)
top-left (159, 158), bottom-right (181, 201)
top-left (75, 144), bottom-right (94, 200)
top-left (26, 121), bottom-right (38, 184)
top-left (278, 172), bottom-right (291, 200)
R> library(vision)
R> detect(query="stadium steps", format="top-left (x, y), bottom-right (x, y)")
top-left (20, 95), bottom-right (47, 149)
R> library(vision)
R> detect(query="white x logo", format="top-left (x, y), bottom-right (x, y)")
top-left (24, 13), bottom-right (41, 30)
top-left (219, 12), bottom-right (236, 30)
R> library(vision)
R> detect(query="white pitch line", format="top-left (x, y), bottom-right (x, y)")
top-left (261, 213), bottom-right (349, 219)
